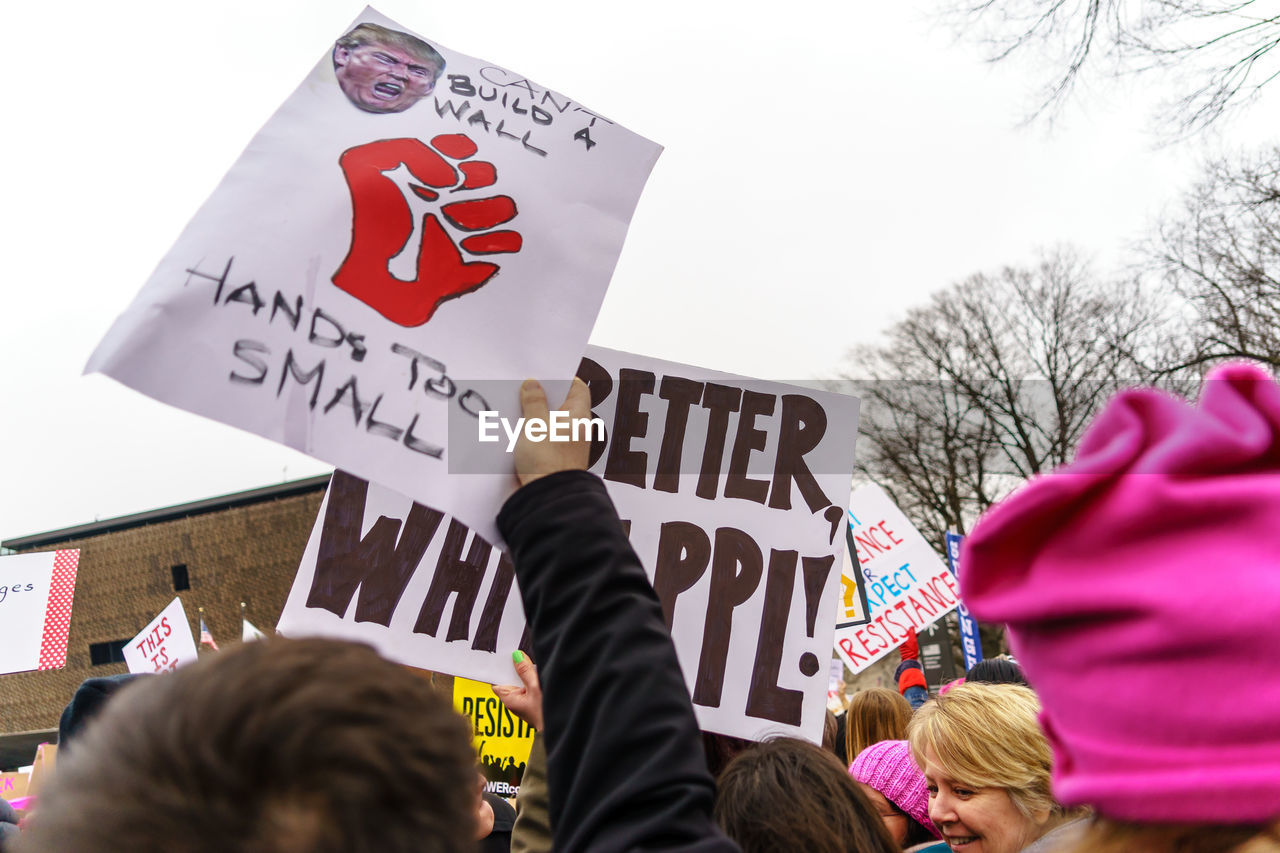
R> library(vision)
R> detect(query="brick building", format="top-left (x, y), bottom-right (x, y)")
top-left (0, 475), bottom-right (330, 770)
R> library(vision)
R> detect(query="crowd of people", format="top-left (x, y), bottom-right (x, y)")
top-left (2, 364), bottom-right (1279, 852)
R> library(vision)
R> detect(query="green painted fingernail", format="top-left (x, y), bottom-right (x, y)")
top-left (512, 650), bottom-right (525, 664)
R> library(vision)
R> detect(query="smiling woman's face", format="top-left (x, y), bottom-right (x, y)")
top-left (920, 746), bottom-right (1048, 853)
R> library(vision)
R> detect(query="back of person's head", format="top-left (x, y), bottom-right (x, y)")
top-left (714, 737), bottom-right (899, 853)
top-left (16, 638), bottom-right (478, 853)
top-left (960, 365), bottom-right (1280, 847)
top-left (907, 682), bottom-right (1060, 821)
top-left (57, 673), bottom-right (143, 752)
top-left (964, 656), bottom-right (1027, 687)
top-left (822, 708), bottom-right (839, 756)
top-left (701, 731), bottom-right (752, 780)
top-left (1065, 819), bottom-right (1280, 853)
top-left (845, 687), bottom-right (911, 764)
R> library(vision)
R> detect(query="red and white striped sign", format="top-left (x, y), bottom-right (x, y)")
top-left (0, 549), bottom-right (80, 675)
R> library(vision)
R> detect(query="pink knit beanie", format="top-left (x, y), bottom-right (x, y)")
top-left (849, 740), bottom-right (940, 838)
top-left (960, 363), bottom-right (1280, 823)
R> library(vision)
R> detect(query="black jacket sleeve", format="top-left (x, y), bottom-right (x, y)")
top-left (498, 471), bottom-right (738, 853)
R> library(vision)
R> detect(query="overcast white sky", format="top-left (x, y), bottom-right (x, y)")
top-left (2, 0), bottom-right (1274, 543)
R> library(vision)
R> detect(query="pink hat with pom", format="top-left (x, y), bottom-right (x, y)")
top-left (849, 740), bottom-right (940, 838)
top-left (960, 363), bottom-right (1280, 823)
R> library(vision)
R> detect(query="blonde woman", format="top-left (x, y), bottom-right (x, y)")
top-left (845, 687), bottom-right (912, 766)
top-left (907, 683), bottom-right (1086, 853)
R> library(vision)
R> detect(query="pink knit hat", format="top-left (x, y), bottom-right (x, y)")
top-left (849, 740), bottom-right (940, 838)
top-left (960, 363), bottom-right (1280, 823)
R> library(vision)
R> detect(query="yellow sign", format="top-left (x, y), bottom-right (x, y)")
top-left (452, 676), bottom-right (535, 797)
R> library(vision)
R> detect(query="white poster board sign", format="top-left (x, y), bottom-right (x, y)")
top-left (833, 484), bottom-right (959, 676)
top-left (86, 7), bottom-right (662, 547)
top-left (280, 345), bottom-right (860, 742)
top-left (0, 551), bottom-right (79, 676)
top-left (123, 597), bottom-right (199, 674)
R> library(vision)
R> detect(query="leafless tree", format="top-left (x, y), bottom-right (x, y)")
top-left (946, 1), bottom-right (1280, 132)
top-left (844, 249), bottom-right (1169, 545)
top-left (1147, 145), bottom-right (1280, 369)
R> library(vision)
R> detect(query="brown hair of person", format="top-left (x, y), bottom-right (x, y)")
top-left (1062, 818), bottom-right (1280, 853)
top-left (714, 737), bottom-right (899, 853)
top-left (845, 687), bottom-right (912, 766)
top-left (16, 638), bottom-right (479, 853)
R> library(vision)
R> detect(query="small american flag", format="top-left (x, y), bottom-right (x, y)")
top-left (199, 617), bottom-right (220, 651)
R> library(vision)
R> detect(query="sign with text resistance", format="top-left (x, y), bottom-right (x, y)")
top-left (833, 485), bottom-right (958, 676)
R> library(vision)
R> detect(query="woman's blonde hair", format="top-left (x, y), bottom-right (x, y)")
top-left (845, 687), bottom-right (912, 764)
top-left (1063, 818), bottom-right (1280, 853)
top-left (907, 682), bottom-right (1058, 819)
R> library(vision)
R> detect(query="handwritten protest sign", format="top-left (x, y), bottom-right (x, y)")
top-left (85, 7), bottom-right (662, 546)
top-left (453, 676), bottom-right (535, 797)
top-left (26, 743), bottom-right (57, 798)
top-left (0, 551), bottom-right (79, 676)
top-left (123, 598), bottom-right (199, 674)
top-left (836, 519), bottom-right (871, 629)
top-left (833, 484), bottom-right (959, 676)
top-left (0, 772), bottom-right (28, 800)
top-left (279, 346), bottom-right (860, 741)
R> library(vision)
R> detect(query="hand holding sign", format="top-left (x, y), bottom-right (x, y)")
top-left (492, 651), bottom-right (543, 731)
top-left (513, 378), bottom-right (592, 486)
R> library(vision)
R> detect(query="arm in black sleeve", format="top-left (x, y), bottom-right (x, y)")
top-left (498, 471), bottom-right (738, 853)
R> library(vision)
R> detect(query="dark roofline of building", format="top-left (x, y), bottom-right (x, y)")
top-left (2, 474), bottom-right (333, 551)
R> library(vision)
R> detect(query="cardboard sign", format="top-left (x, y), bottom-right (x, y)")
top-left (25, 743), bottom-right (56, 798)
top-left (279, 346), bottom-right (860, 742)
top-left (123, 598), bottom-right (199, 674)
top-left (833, 485), bottom-right (959, 676)
top-left (85, 7), bottom-right (662, 547)
top-left (0, 771), bottom-right (28, 800)
top-left (453, 676), bottom-right (535, 797)
top-left (0, 550), bottom-right (79, 676)
top-left (945, 532), bottom-right (984, 672)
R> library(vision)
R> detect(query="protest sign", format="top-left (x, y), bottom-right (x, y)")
top-left (279, 345), bottom-right (860, 742)
top-left (919, 619), bottom-right (958, 689)
top-left (836, 521), bottom-right (871, 629)
top-left (453, 676), bottom-right (535, 797)
top-left (85, 7), bottom-right (662, 547)
top-left (26, 744), bottom-right (56, 798)
top-left (833, 485), bottom-right (959, 676)
top-left (0, 551), bottom-right (79, 677)
top-left (123, 598), bottom-right (199, 674)
top-left (945, 531), bottom-right (984, 672)
top-left (0, 772), bottom-right (28, 801)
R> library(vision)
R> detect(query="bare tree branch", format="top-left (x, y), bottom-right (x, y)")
top-left (844, 248), bottom-right (1170, 542)
top-left (945, 0), bottom-right (1280, 132)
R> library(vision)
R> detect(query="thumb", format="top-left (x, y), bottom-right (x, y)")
top-left (512, 650), bottom-right (539, 689)
top-left (561, 376), bottom-right (591, 420)
top-left (520, 378), bottom-right (550, 423)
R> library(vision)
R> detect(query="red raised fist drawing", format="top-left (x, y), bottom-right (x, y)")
top-left (333, 134), bottom-right (522, 326)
